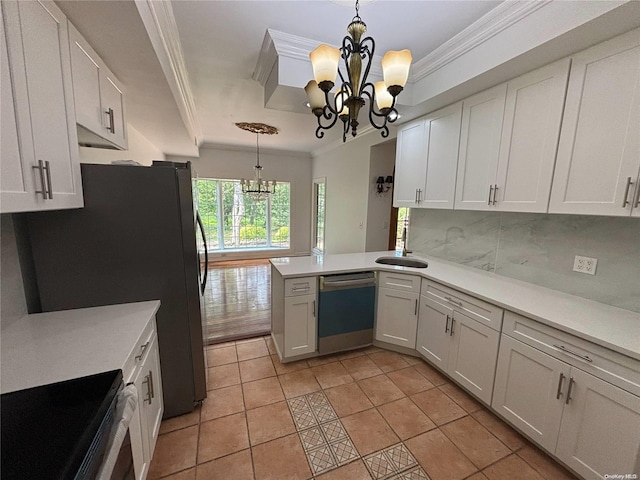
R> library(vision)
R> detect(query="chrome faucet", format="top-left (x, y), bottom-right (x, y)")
top-left (401, 227), bottom-right (412, 257)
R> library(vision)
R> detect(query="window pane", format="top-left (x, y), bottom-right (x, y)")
top-left (271, 182), bottom-right (290, 248)
top-left (196, 179), bottom-right (219, 250)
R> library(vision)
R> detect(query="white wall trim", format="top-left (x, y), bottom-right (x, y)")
top-left (135, 0), bottom-right (202, 147)
top-left (410, 1), bottom-right (550, 82)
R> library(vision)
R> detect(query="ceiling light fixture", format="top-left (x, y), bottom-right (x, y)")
top-left (305, 0), bottom-right (412, 142)
top-left (236, 122), bottom-right (278, 201)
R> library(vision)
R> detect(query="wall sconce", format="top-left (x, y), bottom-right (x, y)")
top-left (376, 175), bottom-right (394, 195)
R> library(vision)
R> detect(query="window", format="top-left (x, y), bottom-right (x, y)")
top-left (312, 178), bottom-right (326, 254)
top-left (195, 178), bottom-right (290, 252)
top-left (395, 207), bottom-right (410, 251)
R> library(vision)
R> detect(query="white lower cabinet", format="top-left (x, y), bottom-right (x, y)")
top-left (417, 295), bottom-right (499, 405)
top-left (284, 294), bottom-right (317, 357)
top-left (493, 332), bottom-right (640, 479)
top-left (376, 287), bottom-right (419, 349)
top-left (125, 319), bottom-right (164, 480)
top-left (492, 334), bottom-right (568, 452)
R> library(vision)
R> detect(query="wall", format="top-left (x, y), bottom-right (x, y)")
top-left (167, 145), bottom-right (312, 258)
top-left (365, 140), bottom-right (396, 252)
top-left (312, 129), bottom-right (397, 254)
top-left (409, 209), bottom-right (640, 312)
top-left (1, 215), bottom-right (27, 328)
top-left (78, 124), bottom-right (164, 165)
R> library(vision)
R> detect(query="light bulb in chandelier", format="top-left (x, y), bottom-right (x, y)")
top-left (305, 0), bottom-right (412, 142)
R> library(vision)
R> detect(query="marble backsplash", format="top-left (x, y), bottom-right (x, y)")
top-left (409, 209), bottom-right (640, 312)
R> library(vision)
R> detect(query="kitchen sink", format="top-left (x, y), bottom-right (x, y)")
top-left (375, 256), bottom-right (428, 268)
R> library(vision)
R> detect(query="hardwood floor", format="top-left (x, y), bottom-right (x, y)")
top-left (202, 259), bottom-right (271, 345)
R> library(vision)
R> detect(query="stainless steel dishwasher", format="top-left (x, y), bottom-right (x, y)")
top-left (317, 271), bottom-right (376, 354)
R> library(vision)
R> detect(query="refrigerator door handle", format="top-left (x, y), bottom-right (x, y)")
top-left (196, 211), bottom-right (209, 294)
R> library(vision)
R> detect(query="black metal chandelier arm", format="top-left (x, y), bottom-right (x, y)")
top-left (342, 116), bottom-right (349, 142)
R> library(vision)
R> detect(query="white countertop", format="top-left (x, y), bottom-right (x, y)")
top-left (271, 252), bottom-right (640, 361)
top-left (0, 301), bottom-right (160, 394)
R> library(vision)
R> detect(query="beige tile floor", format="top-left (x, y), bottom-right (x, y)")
top-left (149, 336), bottom-right (578, 480)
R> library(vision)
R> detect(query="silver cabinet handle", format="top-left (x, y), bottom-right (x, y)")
top-left (444, 315), bottom-right (450, 333)
top-left (106, 108), bottom-right (115, 134)
top-left (148, 370), bottom-right (155, 399)
top-left (414, 299), bottom-right (418, 315)
top-left (444, 296), bottom-right (463, 307)
top-left (553, 344), bottom-right (593, 363)
top-left (292, 286), bottom-right (310, 292)
top-left (135, 341), bottom-right (149, 361)
top-left (312, 300), bottom-right (316, 317)
top-left (449, 318), bottom-right (455, 336)
top-left (556, 373), bottom-right (565, 400)
top-left (44, 160), bottom-right (53, 199)
top-left (488, 185), bottom-right (494, 205)
top-left (32, 160), bottom-right (47, 199)
top-left (417, 189), bottom-right (422, 203)
top-left (492, 184), bottom-right (498, 205)
top-left (142, 374), bottom-right (152, 404)
top-left (565, 377), bottom-right (575, 405)
top-left (415, 188), bottom-right (419, 204)
top-left (622, 177), bottom-right (633, 207)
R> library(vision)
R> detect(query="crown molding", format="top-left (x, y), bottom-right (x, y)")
top-left (199, 142), bottom-right (312, 159)
top-left (410, 0), bottom-right (550, 83)
top-left (135, 0), bottom-right (202, 146)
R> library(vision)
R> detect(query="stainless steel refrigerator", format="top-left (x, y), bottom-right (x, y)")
top-left (23, 162), bottom-right (208, 418)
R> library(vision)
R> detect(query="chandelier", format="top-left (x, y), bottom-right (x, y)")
top-left (236, 122), bottom-right (278, 201)
top-left (305, 0), bottom-right (412, 142)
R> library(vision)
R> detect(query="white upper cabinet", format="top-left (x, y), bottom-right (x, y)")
top-left (495, 59), bottom-right (570, 212)
top-left (549, 28), bottom-right (640, 216)
top-left (69, 23), bottom-right (128, 150)
top-left (455, 60), bottom-right (569, 212)
top-left (1, 0), bottom-right (83, 213)
top-left (393, 119), bottom-right (428, 207)
top-left (393, 103), bottom-right (462, 209)
top-left (454, 84), bottom-right (507, 211)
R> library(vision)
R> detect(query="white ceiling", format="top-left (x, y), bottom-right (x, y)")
top-left (57, 0), bottom-right (502, 156)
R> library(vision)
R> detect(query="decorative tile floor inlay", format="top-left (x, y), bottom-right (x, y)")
top-left (364, 443), bottom-right (423, 480)
top-left (288, 391), bottom-right (358, 475)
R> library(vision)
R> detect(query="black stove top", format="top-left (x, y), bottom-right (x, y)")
top-left (1, 370), bottom-right (123, 480)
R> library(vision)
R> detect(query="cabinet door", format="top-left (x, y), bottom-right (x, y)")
top-left (284, 294), bottom-right (316, 357)
top-left (421, 102), bottom-right (462, 209)
top-left (3, 0), bottom-right (82, 212)
top-left (416, 295), bottom-right (452, 370)
top-left (376, 287), bottom-right (419, 349)
top-left (633, 171), bottom-right (640, 218)
top-left (69, 23), bottom-right (103, 136)
top-left (549, 29), bottom-right (640, 216)
top-left (556, 368), bottom-right (640, 479)
top-left (447, 312), bottom-right (500, 405)
top-left (0, 4), bottom-right (35, 212)
top-left (454, 84), bottom-right (507, 211)
top-left (130, 365), bottom-right (151, 480)
top-left (495, 59), bottom-right (570, 212)
top-left (393, 119), bottom-right (428, 207)
top-left (492, 334), bottom-right (568, 453)
top-left (142, 335), bottom-right (164, 458)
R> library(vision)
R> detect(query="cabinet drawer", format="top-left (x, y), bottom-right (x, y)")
top-left (420, 279), bottom-right (503, 331)
top-left (503, 311), bottom-right (640, 396)
top-left (285, 277), bottom-right (317, 297)
top-left (378, 272), bottom-right (421, 292)
top-left (123, 318), bottom-right (155, 383)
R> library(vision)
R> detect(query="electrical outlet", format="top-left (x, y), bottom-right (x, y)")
top-left (573, 255), bottom-right (597, 275)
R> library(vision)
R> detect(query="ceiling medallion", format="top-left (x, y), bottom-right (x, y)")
top-left (236, 122), bottom-right (278, 201)
top-left (305, 0), bottom-right (412, 142)
top-left (235, 122), bottom-right (279, 136)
